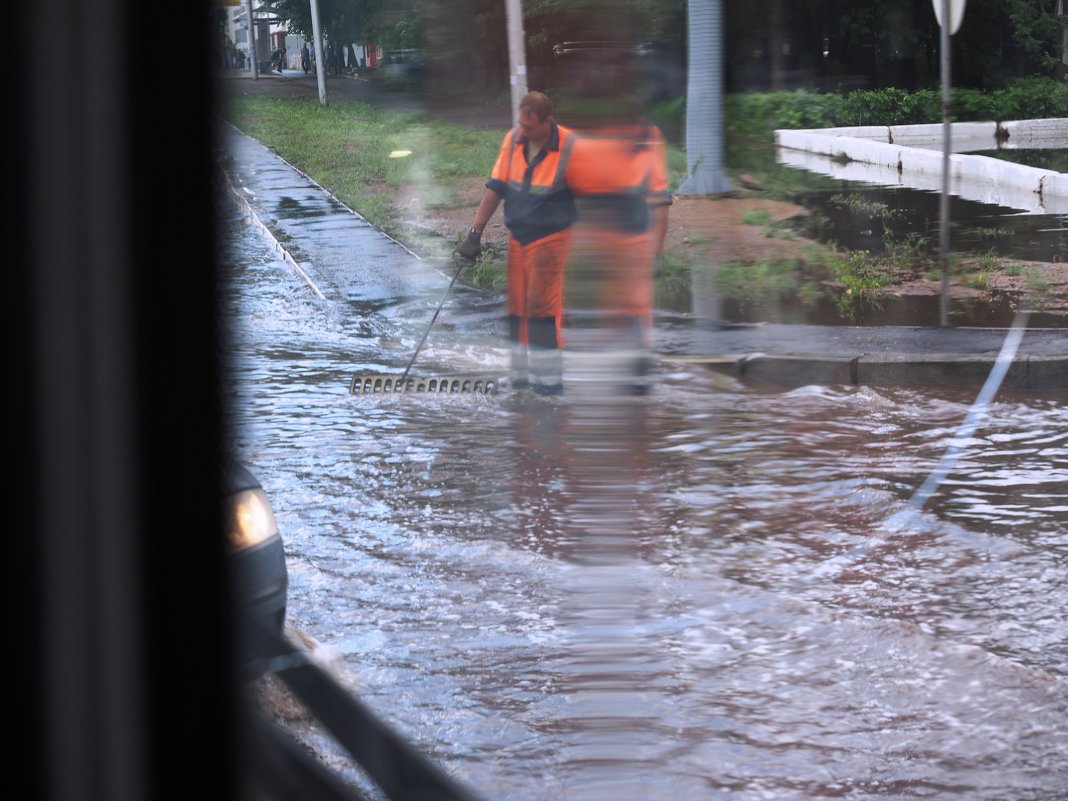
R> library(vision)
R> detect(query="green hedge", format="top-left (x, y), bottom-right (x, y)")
top-left (720, 77), bottom-right (1066, 141)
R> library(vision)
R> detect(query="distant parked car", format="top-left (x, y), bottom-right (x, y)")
top-left (380, 48), bottom-right (425, 81)
top-left (551, 40), bottom-right (653, 58)
top-left (224, 459), bottom-right (288, 639)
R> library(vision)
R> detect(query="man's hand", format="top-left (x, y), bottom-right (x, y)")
top-left (455, 228), bottom-right (482, 262)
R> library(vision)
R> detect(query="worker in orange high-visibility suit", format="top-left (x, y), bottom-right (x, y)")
top-left (558, 117), bottom-right (672, 395)
top-left (455, 92), bottom-right (577, 395)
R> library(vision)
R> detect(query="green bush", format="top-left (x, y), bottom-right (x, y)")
top-left (724, 90), bottom-right (845, 138)
top-left (842, 88), bottom-right (941, 125)
top-left (722, 75), bottom-right (1065, 143)
top-left (982, 77), bottom-right (1068, 120)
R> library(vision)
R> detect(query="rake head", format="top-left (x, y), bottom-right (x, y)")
top-left (349, 373), bottom-right (501, 395)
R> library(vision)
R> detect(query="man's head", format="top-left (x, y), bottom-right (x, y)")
top-left (518, 91), bottom-right (554, 143)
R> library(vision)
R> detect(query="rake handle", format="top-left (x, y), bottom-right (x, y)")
top-left (398, 257), bottom-right (467, 386)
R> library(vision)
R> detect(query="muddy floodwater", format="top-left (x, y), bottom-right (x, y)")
top-left (220, 210), bottom-right (1067, 801)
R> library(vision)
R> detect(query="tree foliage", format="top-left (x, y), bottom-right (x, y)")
top-left (725, 0), bottom-right (1061, 91)
top-left (265, 0), bottom-right (1060, 93)
top-left (271, 0), bottom-right (423, 50)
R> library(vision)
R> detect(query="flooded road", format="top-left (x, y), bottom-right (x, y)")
top-left (219, 207), bottom-right (1067, 800)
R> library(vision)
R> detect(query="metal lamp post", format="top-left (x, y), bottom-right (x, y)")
top-left (933, 0), bottom-right (966, 327)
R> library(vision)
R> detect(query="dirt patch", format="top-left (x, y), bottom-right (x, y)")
top-left (659, 192), bottom-right (821, 265)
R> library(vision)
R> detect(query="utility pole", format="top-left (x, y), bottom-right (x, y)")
top-left (246, 0), bottom-right (258, 79)
top-left (938, 0), bottom-right (952, 327)
top-left (505, 0), bottom-right (528, 127)
top-left (310, 0), bottom-right (328, 106)
top-left (933, 0), bottom-right (966, 327)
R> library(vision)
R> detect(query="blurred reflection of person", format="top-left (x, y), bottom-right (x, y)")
top-left (558, 47), bottom-right (672, 396)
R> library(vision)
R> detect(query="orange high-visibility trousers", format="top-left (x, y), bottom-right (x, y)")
top-left (507, 228), bottom-right (572, 350)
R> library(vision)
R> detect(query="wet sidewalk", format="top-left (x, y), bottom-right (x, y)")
top-left (217, 120), bottom-right (1066, 392)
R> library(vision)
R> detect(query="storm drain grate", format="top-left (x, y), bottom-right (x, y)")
top-left (350, 373), bottom-right (500, 395)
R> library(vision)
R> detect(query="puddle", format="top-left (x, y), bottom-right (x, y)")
top-left (709, 178), bottom-right (1068, 327)
top-left (789, 184), bottom-right (1067, 263)
top-left (763, 123), bottom-right (1066, 327)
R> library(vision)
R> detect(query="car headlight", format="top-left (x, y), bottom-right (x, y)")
top-left (227, 488), bottom-right (280, 552)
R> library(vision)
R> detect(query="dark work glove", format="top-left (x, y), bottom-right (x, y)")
top-left (455, 228), bottom-right (482, 262)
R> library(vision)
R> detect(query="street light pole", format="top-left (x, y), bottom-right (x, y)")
top-left (309, 0), bottom-right (328, 106)
top-left (246, 0), bottom-right (258, 79)
top-left (939, 0), bottom-right (952, 327)
top-left (933, 0), bottom-right (966, 327)
top-left (505, 0), bottom-right (528, 127)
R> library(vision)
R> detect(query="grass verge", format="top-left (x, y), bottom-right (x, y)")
top-left (222, 94), bottom-right (501, 239)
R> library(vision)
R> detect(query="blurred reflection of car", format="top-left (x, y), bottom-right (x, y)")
top-left (552, 40), bottom-right (653, 57)
top-left (380, 48), bottom-right (425, 80)
top-left (224, 459), bottom-right (288, 636)
top-left (549, 40), bottom-right (676, 108)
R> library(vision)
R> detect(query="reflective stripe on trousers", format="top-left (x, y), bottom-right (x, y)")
top-left (507, 229), bottom-right (569, 391)
top-left (509, 316), bottom-right (562, 391)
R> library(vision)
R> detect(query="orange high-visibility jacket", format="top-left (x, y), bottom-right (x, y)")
top-left (486, 120), bottom-right (578, 245)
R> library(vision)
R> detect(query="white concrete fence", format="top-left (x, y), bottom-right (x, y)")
top-left (775, 119), bottom-right (1068, 214)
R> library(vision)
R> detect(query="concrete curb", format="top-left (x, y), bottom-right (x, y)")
top-left (666, 353), bottom-right (1068, 391)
